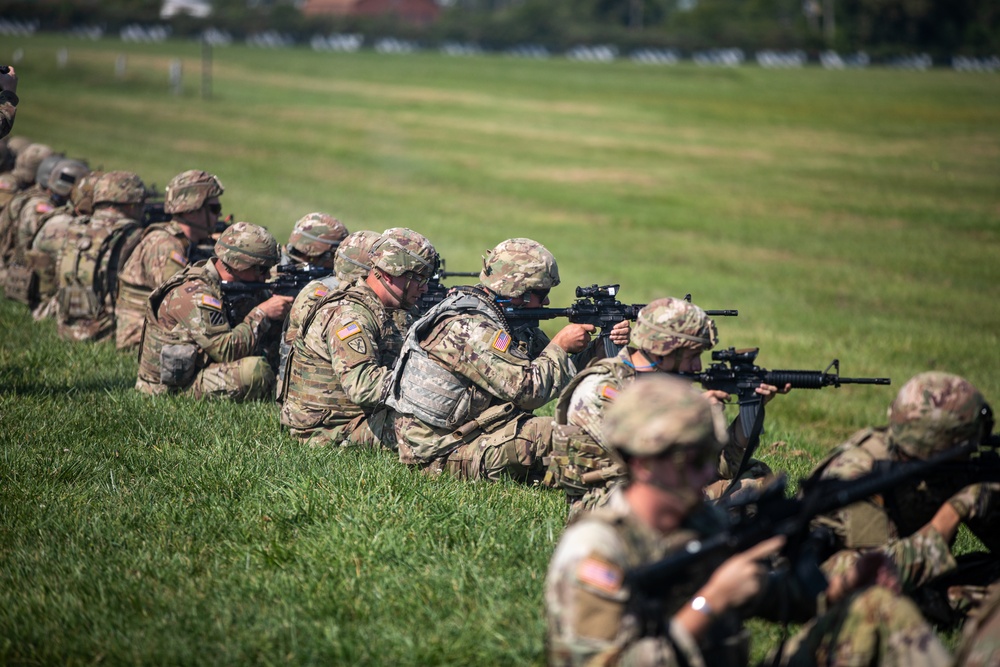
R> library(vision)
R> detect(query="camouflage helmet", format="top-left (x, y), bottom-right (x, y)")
top-left (93, 170), bottom-right (148, 206)
top-left (214, 221), bottom-right (280, 272)
top-left (335, 230), bottom-right (381, 283)
top-left (370, 227), bottom-right (437, 278)
top-left (888, 372), bottom-right (992, 459)
top-left (71, 170), bottom-right (104, 215)
top-left (164, 169), bottom-right (224, 214)
top-left (35, 153), bottom-right (66, 191)
top-left (631, 297), bottom-right (719, 357)
top-left (286, 212), bottom-right (349, 261)
top-left (604, 374), bottom-right (727, 459)
top-left (5, 135), bottom-right (32, 156)
top-left (48, 159), bottom-right (90, 198)
top-left (480, 238), bottom-right (560, 299)
top-left (12, 143), bottom-right (53, 186)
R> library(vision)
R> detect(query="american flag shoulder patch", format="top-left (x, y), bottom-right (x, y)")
top-left (201, 295), bottom-right (222, 310)
top-left (169, 250), bottom-right (188, 266)
top-left (336, 322), bottom-right (362, 340)
top-left (491, 330), bottom-right (512, 353)
top-left (36, 202), bottom-right (54, 214)
top-left (577, 557), bottom-right (623, 594)
top-left (313, 287), bottom-right (329, 298)
top-left (600, 385), bottom-right (619, 401)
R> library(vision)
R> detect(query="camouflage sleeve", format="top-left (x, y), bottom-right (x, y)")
top-left (163, 283), bottom-right (270, 363)
top-left (433, 317), bottom-right (575, 411)
top-left (144, 235), bottom-right (190, 287)
top-left (325, 301), bottom-right (387, 410)
top-left (0, 90), bottom-right (16, 139)
top-left (545, 520), bottom-right (694, 667)
top-left (565, 372), bottom-right (617, 444)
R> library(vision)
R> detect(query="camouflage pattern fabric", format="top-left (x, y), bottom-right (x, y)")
top-left (953, 582), bottom-right (1000, 667)
top-left (0, 183), bottom-right (41, 278)
top-left (163, 170), bottom-right (223, 215)
top-left (810, 427), bottom-right (999, 626)
top-left (116, 221), bottom-right (193, 350)
top-left (0, 89), bottom-right (16, 140)
top-left (135, 260), bottom-right (275, 401)
top-left (629, 296), bottom-right (718, 356)
top-left (12, 189), bottom-right (57, 262)
top-left (550, 347), bottom-right (772, 516)
top-left (391, 287), bottom-right (575, 482)
top-left (0, 170), bottom-right (18, 212)
top-left (215, 221), bottom-right (279, 272)
top-left (546, 488), bottom-right (950, 667)
top-left (11, 143), bottom-right (52, 189)
top-left (889, 371), bottom-right (989, 459)
top-left (53, 208), bottom-right (143, 342)
top-left (285, 212), bottom-right (348, 261)
top-left (24, 204), bottom-right (77, 318)
top-left (280, 279), bottom-right (403, 449)
top-left (478, 237), bottom-right (559, 298)
top-left (275, 274), bottom-right (344, 401)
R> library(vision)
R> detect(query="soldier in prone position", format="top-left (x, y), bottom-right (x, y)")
top-left (545, 374), bottom-right (951, 667)
top-left (386, 237), bottom-right (629, 484)
top-left (280, 227), bottom-right (437, 449)
top-left (135, 221), bottom-right (292, 401)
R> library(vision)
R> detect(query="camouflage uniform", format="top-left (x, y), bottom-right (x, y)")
top-left (546, 375), bottom-right (951, 667)
top-left (53, 171), bottom-right (147, 342)
top-left (280, 228), bottom-right (436, 448)
top-left (276, 228), bottom-right (377, 401)
top-left (0, 143), bottom-right (53, 282)
top-left (810, 372), bottom-right (999, 627)
top-left (548, 298), bottom-right (772, 515)
top-left (388, 238), bottom-right (573, 483)
top-left (6, 159), bottom-right (90, 312)
top-left (135, 222), bottom-right (282, 401)
top-left (116, 170), bottom-right (225, 350)
top-left (29, 170), bottom-right (103, 320)
top-left (0, 88), bottom-right (16, 139)
top-left (952, 582), bottom-right (1000, 667)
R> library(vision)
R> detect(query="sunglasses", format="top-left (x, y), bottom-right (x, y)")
top-left (405, 271), bottom-right (431, 287)
top-left (206, 203), bottom-right (223, 215)
top-left (530, 288), bottom-right (550, 300)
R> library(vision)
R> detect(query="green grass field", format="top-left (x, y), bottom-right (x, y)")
top-left (1, 35), bottom-right (999, 665)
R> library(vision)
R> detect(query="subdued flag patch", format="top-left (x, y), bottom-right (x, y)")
top-left (169, 250), bottom-right (188, 266)
top-left (577, 557), bottom-right (623, 594)
top-left (492, 330), bottom-right (512, 353)
top-left (201, 295), bottom-right (222, 310)
top-left (600, 385), bottom-right (619, 401)
top-left (337, 322), bottom-right (362, 340)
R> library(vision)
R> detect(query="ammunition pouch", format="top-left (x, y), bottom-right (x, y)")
top-left (449, 401), bottom-right (516, 442)
top-left (4, 263), bottom-right (38, 307)
top-left (160, 343), bottom-right (199, 387)
top-left (544, 423), bottom-right (625, 496)
top-left (58, 282), bottom-right (100, 320)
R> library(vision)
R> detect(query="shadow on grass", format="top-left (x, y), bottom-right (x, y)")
top-left (0, 362), bottom-right (136, 396)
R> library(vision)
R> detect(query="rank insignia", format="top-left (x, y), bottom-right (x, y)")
top-left (578, 557), bottom-right (623, 594)
top-left (201, 295), bottom-right (222, 310)
top-left (169, 250), bottom-right (188, 266)
top-left (337, 322), bottom-right (362, 340)
top-left (491, 331), bottom-right (512, 353)
top-left (600, 385), bottom-right (619, 401)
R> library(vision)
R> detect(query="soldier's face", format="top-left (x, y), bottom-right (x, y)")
top-left (638, 449), bottom-right (717, 524)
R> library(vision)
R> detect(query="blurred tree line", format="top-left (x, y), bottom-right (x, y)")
top-left (1, 0), bottom-right (997, 57)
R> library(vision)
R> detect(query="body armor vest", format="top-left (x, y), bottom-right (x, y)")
top-left (281, 281), bottom-right (395, 430)
top-left (386, 288), bottom-right (506, 429)
top-left (136, 262), bottom-right (214, 386)
top-left (117, 222), bottom-right (191, 317)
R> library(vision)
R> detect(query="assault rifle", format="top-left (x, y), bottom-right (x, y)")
top-left (220, 263), bottom-right (331, 324)
top-left (626, 439), bottom-right (1000, 603)
top-left (414, 258), bottom-right (478, 317)
top-left (504, 285), bottom-right (738, 357)
top-left (679, 347), bottom-right (890, 497)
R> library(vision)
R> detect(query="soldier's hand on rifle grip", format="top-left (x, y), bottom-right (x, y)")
top-left (702, 389), bottom-right (731, 406)
top-left (257, 294), bottom-right (294, 321)
top-left (608, 319), bottom-right (631, 347)
top-left (552, 323), bottom-right (595, 354)
top-left (757, 382), bottom-right (793, 405)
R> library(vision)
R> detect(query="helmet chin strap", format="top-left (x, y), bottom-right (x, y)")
top-left (375, 269), bottom-right (406, 307)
